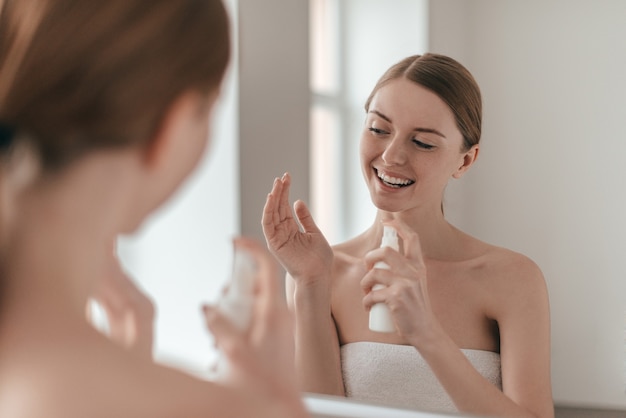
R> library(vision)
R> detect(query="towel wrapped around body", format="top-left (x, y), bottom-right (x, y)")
top-left (340, 341), bottom-right (502, 413)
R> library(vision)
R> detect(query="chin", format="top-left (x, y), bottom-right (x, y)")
top-left (369, 195), bottom-right (404, 213)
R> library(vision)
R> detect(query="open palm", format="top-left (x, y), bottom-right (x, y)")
top-left (262, 173), bottom-right (333, 282)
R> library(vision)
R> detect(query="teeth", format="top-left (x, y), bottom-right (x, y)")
top-left (377, 171), bottom-right (414, 186)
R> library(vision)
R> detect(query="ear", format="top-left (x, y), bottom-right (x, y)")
top-left (452, 144), bottom-right (479, 179)
top-left (141, 91), bottom-right (201, 170)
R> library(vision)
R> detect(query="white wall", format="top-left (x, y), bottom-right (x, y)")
top-left (238, 0), bottom-right (310, 243)
top-left (431, 0), bottom-right (626, 409)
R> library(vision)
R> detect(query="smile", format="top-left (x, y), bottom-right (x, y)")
top-left (376, 169), bottom-right (415, 188)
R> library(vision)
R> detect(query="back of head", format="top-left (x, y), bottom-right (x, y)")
top-left (0, 0), bottom-right (231, 171)
top-left (365, 53), bottom-right (482, 151)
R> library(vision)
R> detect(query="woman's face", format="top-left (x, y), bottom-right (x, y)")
top-left (360, 77), bottom-right (475, 215)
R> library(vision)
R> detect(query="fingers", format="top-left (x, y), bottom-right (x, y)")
top-left (89, 249), bottom-right (156, 358)
top-left (202, 305), bottom-right (249, 367)
top-left (361, 284), bottom-right (391, 311)
top-left (363, 246), bottom-right (402, 270)
top-left (363, 220), bottom-right (427, 279)
top-left (261, 173), bottom-right (295, 243)
top-left (361, 221), bottom-right (428, 314)
top-left (94, 289), bottom-right (155, 356)
top-left (264, 173), bottom-right (292, 226)
top-left (360, 271), bottom-right (400, 313)
top-left (360, 267), bottom-right (394, 295)
top-left (382, 219), bottom-right (425, 264)
top-left (262, 177), bottom-right (281, 233)
top-left (94, 275), bottom-right (156, 326)
top-left (204, 238), bottom-right (288, 373)
top-left (293, 200), bottom-right (321, 234)
top-left (277, 172), bottom-right (291, 222)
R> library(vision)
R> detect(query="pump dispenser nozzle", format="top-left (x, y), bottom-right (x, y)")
top-left (368, 226), bottom-right (398, 333)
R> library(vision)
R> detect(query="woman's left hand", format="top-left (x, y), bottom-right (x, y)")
top-left (360, 219), bottom-right (441, 346)
top-left (202, 237), bottom-right (302, 403)
top-left (87, 243), bottom-right (155, 359)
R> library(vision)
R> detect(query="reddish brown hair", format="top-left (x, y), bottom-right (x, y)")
top-left (0, 0), bottom-right (230, 169)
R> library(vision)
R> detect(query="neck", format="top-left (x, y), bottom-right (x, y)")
top-left (368, 203), bottom-right (462, 260)
top-left (2, 150), bottom-right (140, 323)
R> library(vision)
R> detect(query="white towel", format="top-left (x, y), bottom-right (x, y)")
top-left (340, 341), bottom-right (502, 413)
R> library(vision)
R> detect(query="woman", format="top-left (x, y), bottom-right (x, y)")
top-left (263, 54), bottom-right (553, 417)
top-left (0, 1), bottom-right (308, 417)
top-left (0, 127), bottom-right (36, 298)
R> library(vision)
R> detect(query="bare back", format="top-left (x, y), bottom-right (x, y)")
top-left (0, 318), bottom-right (290, 418)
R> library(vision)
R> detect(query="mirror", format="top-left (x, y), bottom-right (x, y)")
top-left (309, 0), bottom-right (626, 414)
top-left (118, 0), bottom-right (626, 415)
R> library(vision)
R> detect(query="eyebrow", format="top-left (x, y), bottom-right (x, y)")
top-left (369, 110), bottom-right (447, 139)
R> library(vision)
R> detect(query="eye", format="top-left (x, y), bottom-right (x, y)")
top-left (368, 127), bottom-right (389, 136)
top-left (412, 138), bottom-right (435, 150)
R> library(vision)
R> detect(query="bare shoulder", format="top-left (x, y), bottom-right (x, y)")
top-left (470, 240), bottom-right (549, 317)
top-left (480, 244), bottom-right (545, 288)
top-left (0, 332), bottom-right (275, 418)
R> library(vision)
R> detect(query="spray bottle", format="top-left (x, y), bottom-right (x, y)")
top-left (368, 225), bottom-right (398, 333)
top-left (213, 247), bottom-right (257, 378)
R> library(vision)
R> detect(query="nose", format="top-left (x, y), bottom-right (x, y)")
top-left (381, 134), bottom-right (407, 166)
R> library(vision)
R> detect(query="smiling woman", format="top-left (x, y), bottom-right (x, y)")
top-left (361, 54), bottom-right (481, 216)
top-left (262, 53), bottom-right (554, 418)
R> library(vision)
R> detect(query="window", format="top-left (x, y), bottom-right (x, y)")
top-left (310, 0), bottom-right (429, 242)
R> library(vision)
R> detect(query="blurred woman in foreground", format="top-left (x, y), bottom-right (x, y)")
top-left (0, 1), bottom-right (308, 417)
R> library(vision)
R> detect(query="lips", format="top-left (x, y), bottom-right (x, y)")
top-left (375, 169), bottom-right (415, 188)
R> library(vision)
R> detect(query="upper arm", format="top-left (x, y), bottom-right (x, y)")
top-left (495, 256), bottom-right (554, 418)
